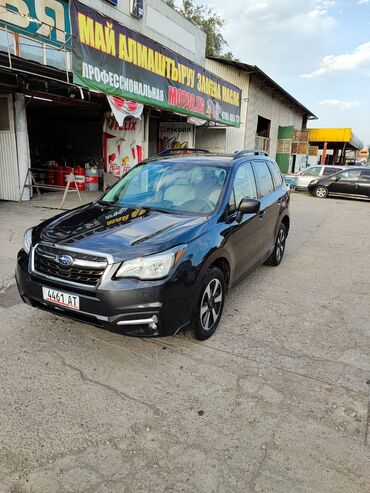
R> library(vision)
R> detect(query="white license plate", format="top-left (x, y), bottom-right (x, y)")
top-left (42, 287), bottom-right (80, 310)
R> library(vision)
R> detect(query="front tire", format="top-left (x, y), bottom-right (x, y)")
top-left (314, 186), bottom-right (328, 198)
top-left (192, 267), bottom-right (225, 340)
top-left (265, 223), bottom-right (287, 266)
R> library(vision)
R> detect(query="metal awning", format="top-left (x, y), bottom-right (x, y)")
top-left (308, 128), bottom-right (363, 150)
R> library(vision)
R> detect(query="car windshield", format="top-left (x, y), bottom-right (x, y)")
top-left (100, 160), bottom-right (228, 214)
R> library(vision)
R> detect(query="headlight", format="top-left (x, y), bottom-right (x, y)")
top-left (115, 245), bottom-right (186, 280)
top-left (23, 228), bottom-right (33, 254)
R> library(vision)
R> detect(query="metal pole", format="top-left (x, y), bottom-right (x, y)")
top-left (322, 142), bottom-right (327, 165)
top-left (341, 143), bottom-right (347, 165)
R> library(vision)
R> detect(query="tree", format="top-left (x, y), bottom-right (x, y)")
top-left (166, 0), bottom-right (234, 59)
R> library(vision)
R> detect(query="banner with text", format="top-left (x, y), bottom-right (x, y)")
top-left (70, 0), bottom-right (241, 127)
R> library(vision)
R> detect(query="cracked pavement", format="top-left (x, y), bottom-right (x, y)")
top-left (0, 193), bottom-right (369, 492)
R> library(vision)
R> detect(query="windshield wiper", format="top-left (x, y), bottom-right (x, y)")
top-left (143, 206), bottom-right (172, 214)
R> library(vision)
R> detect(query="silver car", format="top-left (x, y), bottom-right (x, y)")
top-left (286, 165), bottom-right (347, 190)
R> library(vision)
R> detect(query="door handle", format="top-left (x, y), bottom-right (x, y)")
top-left (258, 210), bottom-right (265, 220)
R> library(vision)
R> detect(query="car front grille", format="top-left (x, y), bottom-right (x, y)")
top-left (33, 244), bottom-right (108, 286)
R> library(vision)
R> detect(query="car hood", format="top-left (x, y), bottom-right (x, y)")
top-left (34, 203), bottom-right (209, 261)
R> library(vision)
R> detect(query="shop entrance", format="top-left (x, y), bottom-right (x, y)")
top-left (25, 95), bottom-right (104, 194)
top-left (147, 109), bottom-right (193, 158)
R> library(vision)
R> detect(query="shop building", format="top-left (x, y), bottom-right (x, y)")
top-left (0, 0), bottom-right (241, 201)
top-left (195, 58), bottom-right (317, 173)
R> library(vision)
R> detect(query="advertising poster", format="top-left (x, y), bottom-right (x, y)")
top-left (70, 0), bottom-right (241, 127)
top-left (159, 122), bottom-right (194, 152)
top-left (103, 113), bottom-right (144, 176)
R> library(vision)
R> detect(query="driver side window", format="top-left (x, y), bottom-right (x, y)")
top-left (229, 163), bottom-right (257, 213)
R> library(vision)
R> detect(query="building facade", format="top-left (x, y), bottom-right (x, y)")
top-left (0, 0), bottom-right (242, 201)
top-left (196, 58), bottom-right (316, 173)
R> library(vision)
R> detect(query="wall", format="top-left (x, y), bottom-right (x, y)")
top-left (81, 0), bottom-right (207, 65)
top-left (245, 78), bottom-right (304, 159)
top-left (197, 59), bottom-right (249, 153)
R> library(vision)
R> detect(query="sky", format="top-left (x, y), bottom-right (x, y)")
top-left (182, 0), bottom-right (370, 145)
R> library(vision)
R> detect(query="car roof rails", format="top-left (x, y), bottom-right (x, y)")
top-left (233, 150), bottom-right (269, 160)
top-left (157, 148), bottom-right (210, 156)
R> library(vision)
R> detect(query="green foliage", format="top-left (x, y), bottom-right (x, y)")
top-left (166, 0), bottom-right (235, 60)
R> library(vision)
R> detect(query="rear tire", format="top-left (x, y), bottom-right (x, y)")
top-left (192, 267), bottom-right (225, 340)
top-left (314, 186), bottom-right (328, 198)
top-left (265, 223), bottom-right (287, 267)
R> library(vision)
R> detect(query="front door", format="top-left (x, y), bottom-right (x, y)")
top-left (224, 162), bottom-right (265, 280)
top-left (329, 169), bottom-right (362, 195)
top-left (357, 169), bottom-right (370, 197)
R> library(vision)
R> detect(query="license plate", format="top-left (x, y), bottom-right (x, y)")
top-left (42, 287), bottom-right (80, 310)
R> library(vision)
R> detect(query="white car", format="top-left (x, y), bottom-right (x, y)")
top-left (286, 165), bottom-right (347, 190)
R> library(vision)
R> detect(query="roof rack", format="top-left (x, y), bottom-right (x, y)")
top-left (157, 148), bottom-right (210, 157)
top-left (233, 150), bottom-right (268, 159)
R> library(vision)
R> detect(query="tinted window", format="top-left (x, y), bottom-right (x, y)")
top-left (252, 161), bottom-right (274, 197)
top-left (361, 170), bottom-right (370, 181)
top-left (323, 167), bottom-right (342, 176)
top-left (229, 163), bottom-right (257, 213)
top-left (338, 169), bottom-right (362, 181)
top-left (301, 167), bottom-right (321, 176)
top-left (268, 161), bottom-right (283, 188)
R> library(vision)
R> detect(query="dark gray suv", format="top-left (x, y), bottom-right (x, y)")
top-left (16, 150), bottom-right (290, 340)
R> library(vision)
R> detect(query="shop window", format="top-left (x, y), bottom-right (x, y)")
top-left (0, 28), bottom-right (15, 54)
top-left (19, 36), bottom-right (44, 65)
top-left (45, 46), bottom-right (66, 70)
top-left (0, 98), bottom-right (10, 131)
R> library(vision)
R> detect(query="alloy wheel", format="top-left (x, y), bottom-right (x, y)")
top-left (200, 279), bottom-right (223, 331)
top-left (276, 227), bottom-right (286, 263)
top-left (315, 187), bottom-right (328, 198)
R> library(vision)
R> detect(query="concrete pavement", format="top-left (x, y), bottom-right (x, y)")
top-left (0, 193), bottom-right (369, 492)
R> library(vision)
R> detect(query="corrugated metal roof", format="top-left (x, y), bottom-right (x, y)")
top-left (207, 56), bottom-right (317, 120)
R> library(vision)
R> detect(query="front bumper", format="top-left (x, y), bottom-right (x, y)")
top-left (16, 250), bottom-right (195, 336)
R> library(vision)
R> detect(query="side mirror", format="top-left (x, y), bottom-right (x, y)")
top-left (236, 198), bottom-right (260, 223)
top-left (335, 176), bottom-right (341, 181)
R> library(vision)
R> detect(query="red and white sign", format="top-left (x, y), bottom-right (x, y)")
top-left (107, 96), bottom-right (144, 126)
top-left (104, 113), bottom-right (144, 176)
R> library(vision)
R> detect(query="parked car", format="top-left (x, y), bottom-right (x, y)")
top-left (285, 165), bottom-right (347, 190)
top-left (308, 167), bottom-right (370, 199)
top-left (16, 150), bottom-right (290, 340)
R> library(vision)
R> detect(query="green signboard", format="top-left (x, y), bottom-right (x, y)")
top-left (70, 0), bottom-right (241, 127)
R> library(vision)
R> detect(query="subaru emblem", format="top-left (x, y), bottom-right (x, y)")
top-left (58, 254), bottom-right (73, 266)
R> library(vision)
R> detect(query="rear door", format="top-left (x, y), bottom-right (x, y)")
top-left (252, 160), bottom-right (279, 257)
top-left (357, 169), bottom-right (370, 196)
top-left (329, 169), bottom-right (362, 194)
top-left (296, 166), bottom-right (322, 188)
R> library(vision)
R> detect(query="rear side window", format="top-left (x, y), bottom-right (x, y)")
top-left (323, 167), bottom-right (342, 176)
top-left (267, 161), bottom-right (283, 188)
top-left (301, 167), bottom-right (321, 176)
top-left (229, 163), bottom-right (257, 213)
top-left (252, 161), bottom-right (274, 197)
